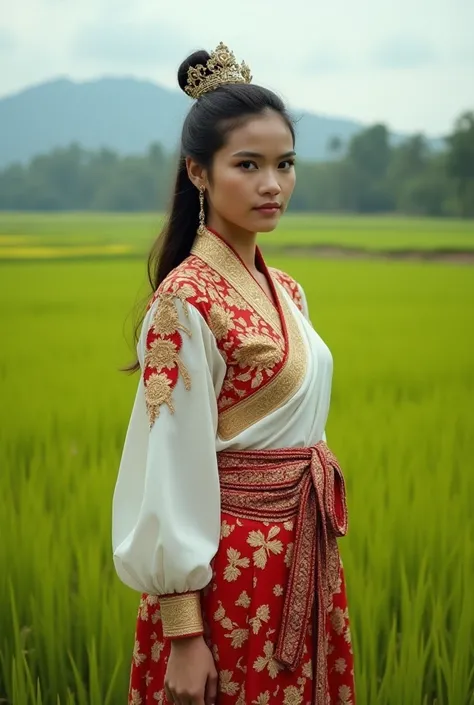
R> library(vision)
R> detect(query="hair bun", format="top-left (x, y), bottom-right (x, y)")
top-left (177, 50), bottom-right (211, 94)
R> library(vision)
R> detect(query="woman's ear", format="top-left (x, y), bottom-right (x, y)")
top-left (186, 157), bottom-right (208, 191)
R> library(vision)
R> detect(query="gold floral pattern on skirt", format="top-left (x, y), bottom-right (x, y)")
top-left (128, 513), bottom-right (355, 705)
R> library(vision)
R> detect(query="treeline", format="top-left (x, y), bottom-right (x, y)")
top-left (1, 111), bottom-right (473, 217)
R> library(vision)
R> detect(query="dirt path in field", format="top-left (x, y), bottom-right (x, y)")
top-left (263, 245), bottom-right (474, 264)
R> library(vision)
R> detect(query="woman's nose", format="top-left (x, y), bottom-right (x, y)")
top-left (259, 173), bottom-right (282, 196)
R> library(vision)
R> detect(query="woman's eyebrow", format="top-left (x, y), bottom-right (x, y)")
top-left (232, 150), bottom-right (296, 159)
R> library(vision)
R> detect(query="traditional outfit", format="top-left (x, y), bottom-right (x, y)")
top-left (112, 227), bottom-right (355, 705)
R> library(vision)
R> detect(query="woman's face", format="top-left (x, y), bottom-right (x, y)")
top-left (202, 110), bottom-right (296, 238)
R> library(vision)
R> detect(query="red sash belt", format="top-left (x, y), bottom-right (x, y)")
top-left (218, 441), bottom-right (348, 705)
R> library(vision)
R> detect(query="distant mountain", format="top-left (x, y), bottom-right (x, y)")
top-left (0, 77), bottom-right (435, 168)
top-left (0, 78), bottom-right (190, 168)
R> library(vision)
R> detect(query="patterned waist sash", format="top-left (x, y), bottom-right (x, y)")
top-left (217, 441), bottom-right (348, 705)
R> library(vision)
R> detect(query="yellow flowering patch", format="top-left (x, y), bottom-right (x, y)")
top-left (0, 235), bottom-right (34, 245)
top-left (0, 243), bottom-right (132, 259)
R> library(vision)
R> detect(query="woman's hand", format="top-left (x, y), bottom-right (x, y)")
top-left (165, 635), bottom-right (218, 705)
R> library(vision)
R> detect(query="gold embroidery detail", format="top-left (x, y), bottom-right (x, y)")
top-left (146, 339), bottom-right (191, 386)
top-left (149, 257), bottom-right (287, 425)
top-left (338, 685), bottom-right (354, 704)
top-left (344, 624), bottom-right (352, 645)
top-left (236, 685), bottom-right (247, 705)
top-left (129, 688), bottom-right (143, 705)
top-left (144, 293), bottom-right (192, 426)
top-left (159, 592), bottom-right (203, 638)
top-left (145, 373), bottom-right (174, 422)
top-left (247, 527), bottom-right (284, 569)
top-left (219, 670), bottom-right (240, 696)
top-left (133, 639), bottom-right (146, 667)
top-left (214, 603), bottom-right (226, 621)
top-left (214, 601), bottom-right (249, 648)
top-left (139, 594), bottom-right (159, 621)
top-left (227, 627), bottom-right (249, 648)
top-left (270, 267), bottom-right (304, 314)
top-left (209, 303), bottom-right (235, 340)
top-left (252, 693), bottom-right (271, 705)
top-left (334, 657), bottom-right (347, 674)
top-left (171, 230), bottom-right (307, 438)
top-left (284, 542), bottom-right (294, 568)
top-left (151, 608), bottom-right (161, 625)
top-left (220, 520), bottom-right (235, 538)
top-left (150, 633), bottom-right (165, 662)
top-left (150, 294), bottom-right (191, 337)
top-left (221, 616), bottom-right (234, 631)
top-left (235, 591), bottom-right (251, 608)
top-left (253, 640), bottom-right (282, 679)
top-left (192, 228), bottom-right (280, 330)
top-left (330, 607), bottom-right (347, 636)
top-left (224, 547), bottom-right (250, 582)
top-left (218, 290), bottom-right (306, 439)
top-left (138, 598), bottom-right (149, 622)
top-left (283, 686), bottom-right (304, 705)
top-left (249, 604), bottom-right (271, 634)
top-left (233, 333), bottom-right (283, 371)
top-left (219, 456), bottom-right (311, 522)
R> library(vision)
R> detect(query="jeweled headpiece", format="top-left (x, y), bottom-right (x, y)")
top-left (185, 42), bottom-right (252, 100)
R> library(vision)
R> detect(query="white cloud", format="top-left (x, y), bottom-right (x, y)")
top-left (73, 21), bottom-right (192, 68)
top-left (0, 27), bottom-right (16, 51)
top-left (0, 0), bottom-right (473, 134)
top-left (302, 50), bottom-right (348, 75)
top-left (371, 37), bottom-right (438, 69)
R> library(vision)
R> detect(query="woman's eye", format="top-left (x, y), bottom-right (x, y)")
top-left (238, 161), bottom-right (258, 170)
top-left (279, 160), bottom-right (295, 170)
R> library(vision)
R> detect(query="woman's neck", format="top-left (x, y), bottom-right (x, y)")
top-left (206, 216), bottom-right (258, 273)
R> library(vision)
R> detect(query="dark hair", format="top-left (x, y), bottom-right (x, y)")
top-left (124, 49), bottom-right (294, 372)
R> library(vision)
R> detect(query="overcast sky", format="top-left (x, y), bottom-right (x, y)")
top-left (1, 0), bottom-right (473, 135)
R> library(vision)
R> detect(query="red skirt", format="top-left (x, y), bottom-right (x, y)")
top-left (128, 512), bottom-right (355, 705)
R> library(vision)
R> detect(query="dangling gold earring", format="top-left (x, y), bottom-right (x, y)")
top-left (198, 185), bottom-right (206, 234)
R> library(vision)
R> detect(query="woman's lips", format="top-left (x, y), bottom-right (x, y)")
top-left (254, 203), bottom-right (282, 214)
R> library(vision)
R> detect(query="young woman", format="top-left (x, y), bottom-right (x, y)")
top-left (112, 43), bottom-right (355, 705)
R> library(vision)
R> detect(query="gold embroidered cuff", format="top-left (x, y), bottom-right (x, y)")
top-left (159, 592), bottom-right (203, 639)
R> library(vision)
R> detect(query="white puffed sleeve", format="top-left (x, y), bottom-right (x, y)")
top-left (297, 281), bottom-right (327, 443)
top-left (112, 293), bottom-right (226, 595)
top-left (297, 282), bottom-right (311, 323)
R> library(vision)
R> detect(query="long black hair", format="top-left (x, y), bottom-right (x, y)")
top-left (125, 49), bottom-right (295, 372)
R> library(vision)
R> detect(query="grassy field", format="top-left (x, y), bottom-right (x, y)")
top-left (0, 212), bottom-right (474, 260)
top-left (1, 214), bottom-right (473, 705)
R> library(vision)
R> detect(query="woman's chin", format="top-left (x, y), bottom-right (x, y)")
top-left (257, 221), bottom-right (280, 233)
top-left (252, 213), bottom-right (281, 233)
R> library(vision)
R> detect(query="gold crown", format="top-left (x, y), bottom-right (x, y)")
top-left (185, 42), bottom-right (252, 100)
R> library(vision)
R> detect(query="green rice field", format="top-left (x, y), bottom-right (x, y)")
top-left (1, 212), bottom-right (474, 260)
top-left (1, 213), bottom-right (473, 704)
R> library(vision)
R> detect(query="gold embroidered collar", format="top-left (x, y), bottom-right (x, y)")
top-left (192, 227), bottom-right (307, 440)
top-left (191, 227), bottom-right (282, 332)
